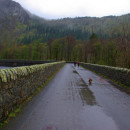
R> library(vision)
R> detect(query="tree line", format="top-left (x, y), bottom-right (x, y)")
top-left (0, 33), bottom-right (130, 69)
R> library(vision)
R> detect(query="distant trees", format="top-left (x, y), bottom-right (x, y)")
top-left (0, 33), bottom-right (130, 69)
top-left (66, 35), bottom-right (76, 61)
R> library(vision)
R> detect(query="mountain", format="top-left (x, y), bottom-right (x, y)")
top-left (0, 0), bottom-right (130, 44)
top-left (0, 0), bottom-right (30, 22)
top-left (20, 13), bottom-right (130, 44)
top-left (0, 0), bottom-right (30, 43)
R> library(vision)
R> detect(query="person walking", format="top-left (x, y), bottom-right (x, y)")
top-left (77, 61), bottom-right (80, 67)
top-left (74, 61), bottom-right (76, 67)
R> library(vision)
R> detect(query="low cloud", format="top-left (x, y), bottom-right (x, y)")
top-left (13, 0), bottom-right (130, 19)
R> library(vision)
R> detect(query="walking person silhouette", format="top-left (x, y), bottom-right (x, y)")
top-left (77, 61), bottom-right (80, 67)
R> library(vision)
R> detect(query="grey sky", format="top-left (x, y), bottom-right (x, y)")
top-left (13, 0), bottom-right (130, 19)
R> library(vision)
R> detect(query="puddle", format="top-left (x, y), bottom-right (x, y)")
top-left (73, 70), bottom-right (78, 74)
top-left (78, 78), bottom-right (97, 106)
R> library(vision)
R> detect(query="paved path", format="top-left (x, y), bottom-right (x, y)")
top-left (3, 64), bottom-right (130, 130)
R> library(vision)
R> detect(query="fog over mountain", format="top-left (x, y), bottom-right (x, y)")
top-left (0, 0), bottom-right (130, 68)
top-left (0, 0), bottom-right (130, 44)
top-left (13, 0), bottom-right (130, 19)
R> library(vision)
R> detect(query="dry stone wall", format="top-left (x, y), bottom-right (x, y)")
top-left (0, 61), bottom-right (65, 122)
top-left (80, 62), bottom-right (130, 87)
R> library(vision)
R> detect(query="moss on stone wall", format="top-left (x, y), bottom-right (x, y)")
top-left (80, 62), bottom-right (130, 87)
top-left (0, 61), bottom-right (65, 83)
top-left (0, 61), bottom-right (65, 123)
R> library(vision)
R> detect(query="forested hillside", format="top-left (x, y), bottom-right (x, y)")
top-left (0, 0), bottom-right (130, 68)
top-left (15, 13), bottom-right (130, 44)
top-left (0, 0), bottom-right (31, 44)
top-left (0, 0), bottom-right (130, 44)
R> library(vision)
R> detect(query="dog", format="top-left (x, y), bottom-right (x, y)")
top-left (89, 78), bottom-right (92, 85)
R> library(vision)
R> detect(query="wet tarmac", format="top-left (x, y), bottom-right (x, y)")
top-left (2, 64), bottom-right (130, 130)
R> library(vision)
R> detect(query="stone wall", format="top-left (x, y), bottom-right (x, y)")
top-left (0, 61), bottom-right (65, 122)
top-left (80, 62), bottom-right (130, 87)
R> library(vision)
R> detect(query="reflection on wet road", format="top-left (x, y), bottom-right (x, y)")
top-left (73, 69), bottom-right (96, 106)
top-left (3, 64), bottom-right (130, 130)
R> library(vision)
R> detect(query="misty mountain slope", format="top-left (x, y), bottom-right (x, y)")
top-left (20, 13), bottom-right (130, 44)
top-left (0, 0), bottom-right (30, 43)
top-left (0, 0), bottom-right (130, 44)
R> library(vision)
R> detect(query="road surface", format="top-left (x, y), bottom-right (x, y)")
top-left (2, 64), bottom-right (130, 130)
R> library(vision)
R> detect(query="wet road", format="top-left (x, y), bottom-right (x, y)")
top-left (3, 64), bottom-right (130, 130)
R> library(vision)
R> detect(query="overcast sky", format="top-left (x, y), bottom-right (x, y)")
top-left (13, 0), bottom-right (130, 19)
